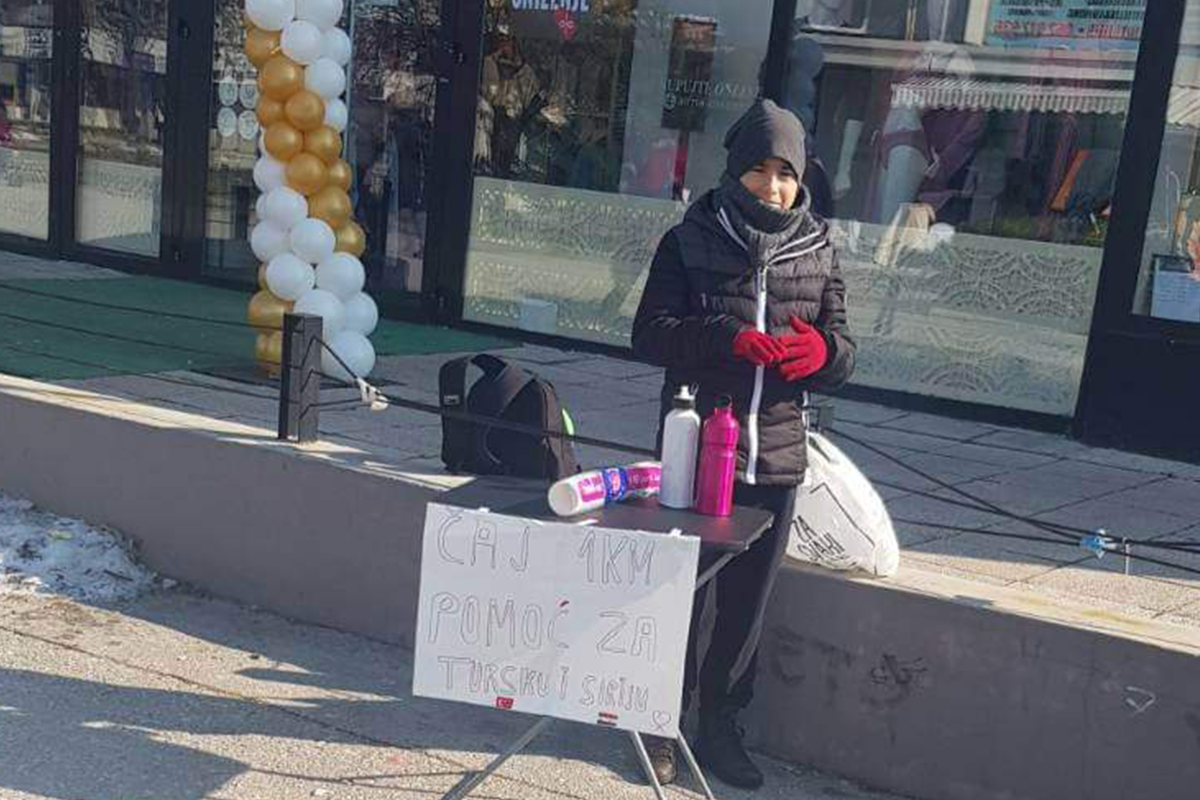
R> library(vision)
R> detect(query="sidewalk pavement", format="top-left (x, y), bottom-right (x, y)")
top-left (0, 587), bottom-right (910, 800)
top-left (45, 337), bottom-right (1200, 630)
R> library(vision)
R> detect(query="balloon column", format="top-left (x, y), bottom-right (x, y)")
top-left (244, 0), bottom-right (377, 382)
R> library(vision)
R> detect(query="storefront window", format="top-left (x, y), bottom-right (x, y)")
top-left (794, 0), bottom-right (1148, 415)
top-left (347, 0), bottom-right (438, 295)
top-left (0, 0), bottom-right (53, 240)
top-left (204, 0), bottom-right (260, 277)
top-left (76, 0), bottom-right (169, 256)
top-left (1132, 4), bottom-right (1200, 325)
top-left (204, 0), bottom-right (437, 295)
top-left (462, 0), bottom-right (774, 343)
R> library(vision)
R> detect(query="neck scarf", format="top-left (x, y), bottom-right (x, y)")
top-left (713, 173), bottom-right (818, 269)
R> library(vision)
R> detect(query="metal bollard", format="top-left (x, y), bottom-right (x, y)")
top-left (277, 312), bottom-right (322, 443)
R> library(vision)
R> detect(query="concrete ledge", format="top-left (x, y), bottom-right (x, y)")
top-left (0, 375), bottom-right (466, 644)
top-left (2, 375), bottom-right (1199, 800)
top-left (749, 563), bottom-right (1200, 800)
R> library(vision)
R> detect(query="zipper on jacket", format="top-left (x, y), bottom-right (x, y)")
top-left (745, 263), bottom-right (769, 485)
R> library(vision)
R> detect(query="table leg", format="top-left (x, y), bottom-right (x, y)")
top-left (628, 731), bottom-right (668, 800)
top-left (441, 716), bottom-right (554, 800)
top-left (676, 734), bottom-right (716, 800)
top-left (696, 551), bottom-right (736, 590)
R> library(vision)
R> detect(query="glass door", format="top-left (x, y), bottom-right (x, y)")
top-left (73, 0), bottom-right (169, 257)
top-left (201, 0), bottom-right (441, 302)
top-left (0, 0), bottom-right (54, 242)
top-left (1078, 0), bottom-right (1200, 460)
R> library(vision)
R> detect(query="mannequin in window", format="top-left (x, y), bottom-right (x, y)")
top-left (871, 45), bottom-right (986, 226)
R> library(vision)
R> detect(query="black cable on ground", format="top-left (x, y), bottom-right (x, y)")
top-left (894, 518), bottom-right (1200, 579)
top-left (826, 425), bottom-right (1094, 542)
top-left (0, 282), bottom-right (272, 331)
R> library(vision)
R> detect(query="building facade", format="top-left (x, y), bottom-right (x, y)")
top-left (0, 0), bottom-right (1196, 460)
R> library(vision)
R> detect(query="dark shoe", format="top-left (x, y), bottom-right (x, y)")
top-left (643, 735), bottom-right (677, 785)
top-left (695, 714), bottom-right (763, 789)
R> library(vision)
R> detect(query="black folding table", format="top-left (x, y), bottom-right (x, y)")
top-left (435, 478), bottom-right (774, 800)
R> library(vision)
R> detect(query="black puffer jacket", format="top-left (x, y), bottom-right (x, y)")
top-left (632, 191), bottom-right (855, 486)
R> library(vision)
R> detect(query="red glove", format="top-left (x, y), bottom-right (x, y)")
top-left (776, 317), bottom-right (828, 382)
top-left (732, 329), bottom-right (786, 367)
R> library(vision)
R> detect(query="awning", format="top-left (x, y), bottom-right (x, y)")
top-left (891, 76), bottom-right (1200, 128)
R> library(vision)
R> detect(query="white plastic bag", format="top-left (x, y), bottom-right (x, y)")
top-left (787, 431), bottom-right (900, 577)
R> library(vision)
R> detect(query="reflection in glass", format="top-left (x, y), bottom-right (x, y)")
top-left (463, 0), bottom-right (775, 345)
top-left (0, 0), bottom-right (53, 239)
top-left (76, 0), bottom-right (168, 256)
top-left (792, 0), bottom-right (1148, 414)
top-left (204, 0), bottom-right (262, 278)
top-left (1133, 5), bottom-right (1200, 324)
top-left (349, 0), bottom-right (438, 295)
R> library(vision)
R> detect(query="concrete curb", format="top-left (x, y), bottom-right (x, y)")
top-left (2, 374), bottom-right (1198, 800)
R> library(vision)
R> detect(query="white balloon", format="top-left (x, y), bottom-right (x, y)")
top-left (305, 58), bottom-right (346, 100)
top-left (255, 194), bottom-right (269, 221)
top-left (315, 253), bottom-right (365, 300)
top-left (263, 186), bottom-right (309, 230)
top-left (289, 218), bottom-right (336, 264)
top-left (321, 27), bottom-right (352, 67)
top-left (323, 98), bottom-right (348, 133)
top-left (342, 292), bottom-right (379, 336)
top-left (253, 156), bottom-right (287, 193)
top-left (296, 0), bottom-right (343, 30)
top-left (322, 330), bottom-right (375, 381)
top-left (295, 288), bottom-right (345, 335)
top-left (266, 253), bottom-right (316, 301)
top-left (246, 0), bottom-right (296, 31)
top-left (251, 221), bottom-right (290, 262)
top-left (280, 20), bottom-right (324, 65)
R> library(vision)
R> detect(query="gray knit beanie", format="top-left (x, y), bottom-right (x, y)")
top-left (723, 99), bottom-right (807, 180)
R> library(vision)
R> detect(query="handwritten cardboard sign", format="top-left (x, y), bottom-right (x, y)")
top-left (413, 503), bottom-right (700, 737)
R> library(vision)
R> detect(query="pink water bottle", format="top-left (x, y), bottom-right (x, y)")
top-left (693, 395), bottom-right (739, 517)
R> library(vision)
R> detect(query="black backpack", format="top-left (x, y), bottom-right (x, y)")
top-left (438, 354), bottom-right (579, 480)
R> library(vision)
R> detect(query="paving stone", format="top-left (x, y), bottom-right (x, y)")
top-left (550, 355), bottom-right (663, 381)
top-left (555, 381), bottom-right (657, 413)
top-left (816, 398), bottom-right (908, 425)
top-left (877, 411), bottom-right (998, 443)
top-left (1029, 495), bottom-right (1196, 542)
top-left (926, 442), bottom-right (1060, 470)
top-left (832, 422), bottom-right (956, 453)
top-left (892, 520), bottom-right (946, 548)
top-left (966, 427), bottom-right (1090, 457)
top-left (1102, 477), bottom-right (1200, 520)
top-left (883, 488), bottom-right (1014, 531)
top-left (1073, 447), bottom-right (1200, 480)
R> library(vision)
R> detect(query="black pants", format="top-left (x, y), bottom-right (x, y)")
top-left (683, 483), bottom-right (795, 719)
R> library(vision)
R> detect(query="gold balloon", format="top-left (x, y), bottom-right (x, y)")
top-left (245, 27), bottom-right (282, 68)
top-left (335, 221), bottom-right (367, 257)
top-left (248, 290), bottom-right (294, 334)
top-left (284, 90), bottom-right (326, 133)
top-left (308, 186), bottom-right (352, 229)
top-left (259, 55), bottom-right (304, 102)
top-left (327, 159), bottom-right (353, 192)
top-left (286, 152), bottom-right (329, 196)
top-left (255, 331), bottom-right (284, 366)
top-left (264, 120), bottom-right (304, 161)
top-left (257, 263), bottom-right (270, 290)
top-left (304, 126), bottom-right (342, 166)
top-left (257, 95), bottom-right (285, 127)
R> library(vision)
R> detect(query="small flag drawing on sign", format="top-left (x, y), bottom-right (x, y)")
top-left (496, 697), bottom-right (514, 710)
top-left (597, 711), bottom-right (619, 727)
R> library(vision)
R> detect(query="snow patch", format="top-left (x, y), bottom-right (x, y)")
top-left (0, 490), bottom-right (157, 602)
